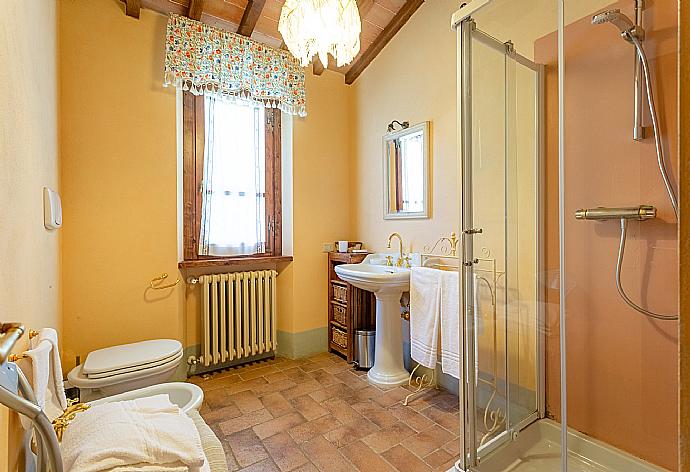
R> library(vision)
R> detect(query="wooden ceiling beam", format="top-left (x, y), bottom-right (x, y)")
top-left (345, 0), bottom-right (424, 84)
top-left (187, 0), bottom-right (205, 20)
top-left (237, 0), bottom-right (267, 37)
top-left (357, 0), bottom-right (375, 18)
top-left (124, 0), bottom-right (141, 18)
top-left (313, 58), bottom-right (325, 76)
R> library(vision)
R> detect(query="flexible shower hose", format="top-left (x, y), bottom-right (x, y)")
top-left (612, 33), bottom-right (678, 321)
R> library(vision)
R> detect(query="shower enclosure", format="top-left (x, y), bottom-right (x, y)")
top-left (452, 0), bottom-right (679, 470)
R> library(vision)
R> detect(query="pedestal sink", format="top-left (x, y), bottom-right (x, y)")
top-left (334, 260), bottom-right (410, 387)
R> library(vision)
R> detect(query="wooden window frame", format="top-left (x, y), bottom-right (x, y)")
top-left (182, 93), bottom-right (283, 264)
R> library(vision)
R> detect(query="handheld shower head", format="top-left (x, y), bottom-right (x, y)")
top-left (592, 9), bottom-right (639, 40)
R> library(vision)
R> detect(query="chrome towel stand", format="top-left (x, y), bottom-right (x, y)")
top-left (0, 323), bottom-right (63, 472)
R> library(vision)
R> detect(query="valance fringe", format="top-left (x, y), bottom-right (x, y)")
top-left (164, 14), bottom-right (307, 117)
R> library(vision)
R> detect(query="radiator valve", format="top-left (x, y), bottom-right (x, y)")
top-left (187, 355), bottom-right (201, 365)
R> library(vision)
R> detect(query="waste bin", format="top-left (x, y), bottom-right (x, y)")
top-left (354, 330), bottom-right (375, 369)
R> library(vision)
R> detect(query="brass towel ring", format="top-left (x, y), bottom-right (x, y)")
top-left (150, 273), bottom-right (180, 290)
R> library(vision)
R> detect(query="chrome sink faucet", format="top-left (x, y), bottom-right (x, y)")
top-left (387, 232), bottom-right (404, 267)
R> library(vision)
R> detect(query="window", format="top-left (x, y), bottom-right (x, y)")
top-left (183, 93), bottom-right (282, 262)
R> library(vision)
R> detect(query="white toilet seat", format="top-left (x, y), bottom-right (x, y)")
top-left (68, 353), bottom-right (182, 389)
top-left (83, 339), bottom-right (183, 377)
top-left (85, 351), bottom-right (183, 379)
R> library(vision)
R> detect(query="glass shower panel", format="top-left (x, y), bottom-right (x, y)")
top-left (468, 28), bottom-right (509, 453)
top-left (457, 10), bottom-right (546, 467)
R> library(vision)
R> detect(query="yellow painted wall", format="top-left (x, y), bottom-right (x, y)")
top-left (0, 1), bottom-right (60, 469)
top-left (60, 0), bottom-right (353, 368)
top-left (59, 0), bottom-right (184, 373)
top-left (350, 0), bottom-right (459, 253)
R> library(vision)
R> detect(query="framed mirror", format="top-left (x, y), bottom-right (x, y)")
top-left (383, 121), bottom-right (430, 219)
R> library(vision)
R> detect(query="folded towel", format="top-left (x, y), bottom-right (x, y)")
top-left (409, 267), bottom-right (442, 369)
top-left (439, 270), bottom-right (461, 378)
top-left (61, 394), bottom-right (206, 472)
top-left (31, 328), bottom-right (68, 411)
top-left (23, 340), bottom-right (52, 412)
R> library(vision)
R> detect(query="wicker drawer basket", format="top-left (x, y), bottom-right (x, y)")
top-left (332, 284), bottom-right (348, 304)
top-left (332, 303), bottom-right (347, 325)
top-left (331, 327), bottom-right (348, 349)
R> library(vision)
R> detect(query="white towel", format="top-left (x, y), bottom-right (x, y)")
top-left (409, 267), bottom-right (441, 369)
top-left (23, 340), bottom-right (52, 412)
top-left (439, 270), bottom-right (461, 378)
top-left (61, 394), bottom-right (206, 472)
top-left (31, 328), bottom-right (68, 410)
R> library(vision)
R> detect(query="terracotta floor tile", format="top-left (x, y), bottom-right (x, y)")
top-left (238, 457), bottom-right (281, 472)
top-left (227, 377), bottom-right (269, 395)
top-left (420, 405), bottom-right (460, 435)
top-left (388, 403), bottom-right (435, 432)
top-left (323, 417), bottom-right (380, 448)
top-left (282, 380), bottom-right (322, 400)
top-left (198, 352), bottom-right (462, 472)
top-left (288, 415), bottom-right (342, 443)
top-left (226, 429), bottom-right (269, 467)
top-left (339, 440), bottom-right (397, 472)
top-left (282, 367), bottom-right (314, 383)
top-left (309, 383), bottom-right (357, 404)
top-left (239, 364), bottom-right (281, 381)
top-left (441, 438), bottom-right (460, 456)
top-left (301, 436), bottom-right (355, 472)
top-left (351, 401), bottom-right (398, 429)
top-left (373, 387), bottom-right (410, 408)
top-left (309, 369), bottom-right (342, 387)
top-left (205, 387), bottom-right (233, 409)
top-left (361, 421), bottom-right (415, 454)
top-left (253, 412), bottom-right (306, 440)
top-left (429, 391), bottom-right (460, 413)
top-left (263, 432), bottom-right (310, 471)
top-left (402, 424), bottom-right (455, 458)
top-left (201, 403), bottom-right (242, 423)
top-left (381, 445), bottom-right (432, 472)
top-left (262, 392), bottom-right (295, 417)
top-left (290, 394), bottom-right (328, 421)
top-left (265, 371), bottom-right (290, 383)
top-left (423, 448), bottom-right (454, 469)
top-left (219, 408), bottom-right (273, 436)
top-left (230, 390), bottom-right (264, 413)
top-left (291, 463), bottom-right (319, 472)
top-left (322, 398), bottom-right (364, 425)
top-left (253, 378), bottom-right (298, 397)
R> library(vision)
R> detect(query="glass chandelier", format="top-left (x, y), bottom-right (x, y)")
top-left (279, 0), bottom-right (362, 68)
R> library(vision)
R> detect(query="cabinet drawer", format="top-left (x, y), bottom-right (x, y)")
top-left (331, 326), bottom-right (348, 349)
top-left (331, 283), bottom-right (348, 304)
top-left (332, 303), bottom-right (347, 326)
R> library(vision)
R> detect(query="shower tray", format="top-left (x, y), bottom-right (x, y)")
top-left (475, 419), bottom-right (669, 472)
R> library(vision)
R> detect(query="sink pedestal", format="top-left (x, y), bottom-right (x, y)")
top-left (367, 290), bottom-right (409, 387)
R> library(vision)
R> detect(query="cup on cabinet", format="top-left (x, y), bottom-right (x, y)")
top-left (337, 241), bottom-right (349, 253)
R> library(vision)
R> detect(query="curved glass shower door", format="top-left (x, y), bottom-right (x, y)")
top-left (457, 12), bottom-right (545, 470)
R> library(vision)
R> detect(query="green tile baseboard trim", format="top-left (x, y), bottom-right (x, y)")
top-left (277, 327), bottom-right (328, 359)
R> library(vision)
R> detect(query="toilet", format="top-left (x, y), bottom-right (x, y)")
top-left (67, 339), bottom-right (184, 402)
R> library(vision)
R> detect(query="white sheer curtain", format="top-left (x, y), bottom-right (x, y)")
top-left (199, 97), bottom-right (267, 256)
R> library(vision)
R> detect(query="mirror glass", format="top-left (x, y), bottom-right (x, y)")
top-left (383, 121), bottom-right (430, 219)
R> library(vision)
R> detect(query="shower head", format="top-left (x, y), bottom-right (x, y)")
top-left (591, 9), bottom-right (640, 41)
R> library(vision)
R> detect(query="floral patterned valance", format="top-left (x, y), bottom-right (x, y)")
top-left (164, 14), bottom-right (307, 117)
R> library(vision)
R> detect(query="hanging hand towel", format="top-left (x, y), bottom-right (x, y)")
top-left (440, 270), bottom-right (462, 379)
top-left (409, 267), bottom-right (442, 369)
top-left (31, 328), bottom-right (68, 410)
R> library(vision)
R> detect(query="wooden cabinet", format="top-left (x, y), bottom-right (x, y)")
top-left (327, 252), bottom-right (376, 362)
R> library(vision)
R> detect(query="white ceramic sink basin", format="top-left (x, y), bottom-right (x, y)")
top-left (334, 263), bottom-right (410, 293)
top-left (334, 259), bottom-right (411, 386)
